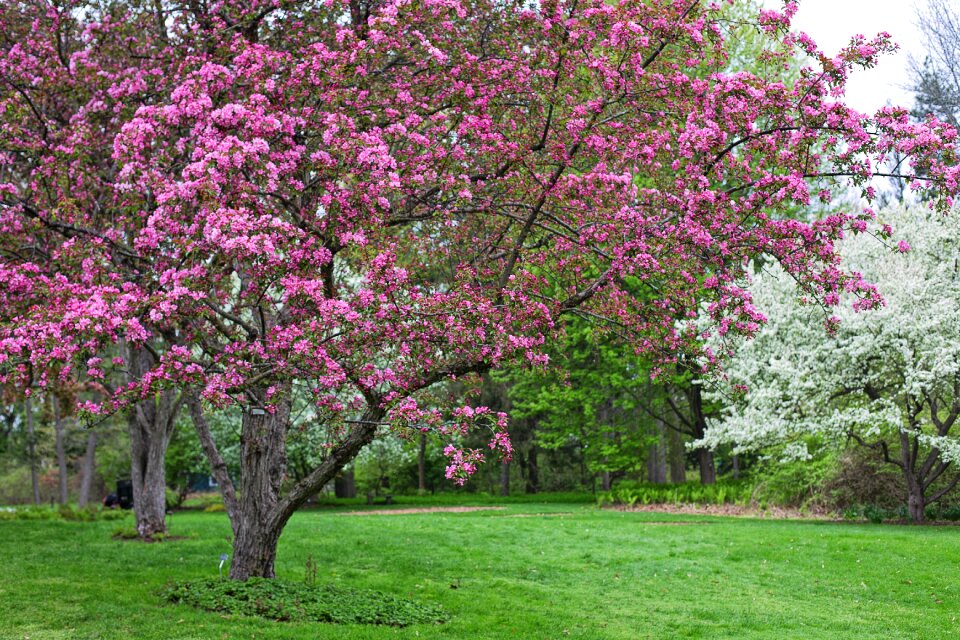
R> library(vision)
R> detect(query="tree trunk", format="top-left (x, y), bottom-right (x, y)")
top-left (667, 423), bottom-right (686, 483)
top-left (904, 458), bottom-right (925, 522)
top-left (601, 470), bottom-right (612, 491)
top-left (77, 430), bottom-right (97, 507)
top-left (229, 400), bottom-right (290, 580)
top-left (53, 397), bottom-right (68, 505)
top-left (417, 433), bottom-right (427, 493)
top-left (907, 487), bottom-right (926, 523)
top-left (525, 445), bottom-right (540, 494)
top-left (647, 418), bottom-right (668, 484)
top-left (697, 448), bottom-right (716, 485)
top-left (24, 396), bottom-right (40, 505)
top-left (686, 382), bottom-right (716, 485)
top-left (127, 344), bottom-right (181, 538)
top-left (500, 460), bottom-right (510, 497)
top-left (187, 388), bottom-right (389, 581)
top-left (230, 516), bottom-right (284, 580)
top-left (334, 469), bottom-right (356, 498)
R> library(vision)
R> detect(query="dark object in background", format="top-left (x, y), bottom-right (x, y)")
top-left (116, 479), bottom-right (134, 510)
top-left (103, 493), bottom-right (120, 508)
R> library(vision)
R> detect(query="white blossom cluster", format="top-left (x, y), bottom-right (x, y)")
top-left (697, 206), bottom-right (960, 463)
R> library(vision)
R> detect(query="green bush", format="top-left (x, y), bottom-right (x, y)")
top-left (162, 578), bottom-right (447, 627)
top-left (749, 454), bottom-right (836, 509)
top-left (203, 503), bottom-right (226, 513)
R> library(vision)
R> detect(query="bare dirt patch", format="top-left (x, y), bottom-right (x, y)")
top-left (339, 506), bottom-right (505, 516)
top-left (608, 503), bottom-right (835, 520)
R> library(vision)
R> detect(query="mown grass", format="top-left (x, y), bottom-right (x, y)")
top-left (0, 502), bottom-right (958, 639)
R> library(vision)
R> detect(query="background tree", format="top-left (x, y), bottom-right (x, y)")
top-left (910, 0), bottom-right (960, 127)
top-left (699, 206), bottom-right (960, 522)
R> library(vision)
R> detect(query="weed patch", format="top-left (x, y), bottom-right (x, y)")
top-left (161, 577), bottom-right (447, 627)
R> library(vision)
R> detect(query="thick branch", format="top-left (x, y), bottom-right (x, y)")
top-left (185, 393), bottom-right (240, 533)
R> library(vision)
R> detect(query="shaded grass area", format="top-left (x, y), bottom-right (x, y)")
top-left (180, 490), bottom-right (597, 511)
top-left (0, 503), bottom-right (958, 638)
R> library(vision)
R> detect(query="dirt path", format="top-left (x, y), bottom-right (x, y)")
top-left (339, 506), bottom-right (505, 516)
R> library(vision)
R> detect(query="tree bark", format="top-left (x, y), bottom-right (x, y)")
top-left (500, 460), bottom-right (510, 497)
top-left (53, 397), bottom-right (68, 505)
top-left (127, 344), bottom-right (181, 538)
top-left (417, 433), bottom-right (427, 493)
top-left (228, 398), bottom-right (290, 579)
top-left (77, 430), bottom-right (97, 507)
top-left (24, 396), bottom-right (41, 505)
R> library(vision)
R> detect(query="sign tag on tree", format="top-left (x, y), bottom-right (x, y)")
top-left (219, 554), bottom-right (228, 580)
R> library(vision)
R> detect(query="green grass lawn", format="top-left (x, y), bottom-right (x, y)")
top-left (1, 502), bottom-right (958, 639)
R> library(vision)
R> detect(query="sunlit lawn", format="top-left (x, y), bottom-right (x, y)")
top-left (1, 502), bottom-right (958, 639)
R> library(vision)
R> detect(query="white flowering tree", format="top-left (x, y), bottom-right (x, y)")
top-left (698, 207), bottom-right (960, 522)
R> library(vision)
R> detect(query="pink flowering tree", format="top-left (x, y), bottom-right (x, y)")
top-left (1, 0), bottom-right (959, 577)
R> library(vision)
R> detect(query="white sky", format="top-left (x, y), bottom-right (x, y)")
top-left (764, 0), bottom-right (924, 113)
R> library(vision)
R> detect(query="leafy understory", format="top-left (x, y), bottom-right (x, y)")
top-left (162, 578), bottom-right (448, 627)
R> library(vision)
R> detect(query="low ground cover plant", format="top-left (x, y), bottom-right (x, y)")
top-left (162, 577), bottom-right (447, 626)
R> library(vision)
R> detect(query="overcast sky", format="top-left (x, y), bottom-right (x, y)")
top-left (763, 0), bottom-right (924, 114)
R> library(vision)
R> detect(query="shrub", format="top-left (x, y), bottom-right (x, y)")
top-left (161, 578), bottom-right (447, 627)
top-left (203, 503), bottom-right (226, 513)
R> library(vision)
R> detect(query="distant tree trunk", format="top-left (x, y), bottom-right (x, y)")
top-left (686, 382), bottom-right (716, 485)
top-left (500, 460), bottom-right (510, 496)
top-left (127, 344), bottom-right (181, 538)
top-left (647, 418), bottom-right (668, 484)
top-left (334, 469), bottom-right (356, 498)
top-left (417, 433), bottom-right (427, 493)
top-left (907, 480), bottom-right (925, 522)
top-left (697, 449), bottom-right (716, 485)
top-left (667, 423), bottom-right (686, 483)
top-left (732, 454), bottom-right (740, 480)
top-left (24, 396), bottom-right (40, 505)
top-left (601, 470), bottom-right (612, 491)
top-left (53, 397), bottom-right (68, 505)
top-left (525, 446), bottom-right (540, 494)
top-left (77, 430), bottom-right (97, 507)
